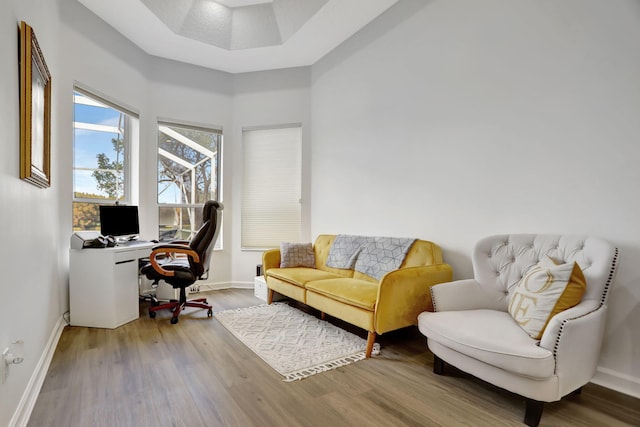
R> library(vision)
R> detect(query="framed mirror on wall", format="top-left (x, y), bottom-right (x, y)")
top-left (19, 21), bottom-right (51, 188)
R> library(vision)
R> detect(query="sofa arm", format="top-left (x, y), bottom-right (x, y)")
top-left (539, 299), bottom-right (601, 349)
top-left (431, 279), bottom-right (507, 311)
top-left (539, 300), bottom-right (605, 395)
top-left (374, 264), bottom-right (453, 334)
top-left (430, 279), bottom-right (508, 312)
top-left (262, 249), bottom-right (281, 275)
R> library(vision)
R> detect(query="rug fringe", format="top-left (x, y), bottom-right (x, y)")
top-left (283, 345), bottom-right (380, 382)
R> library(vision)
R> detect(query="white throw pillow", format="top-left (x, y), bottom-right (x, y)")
top-left (280, 242), bottom-right (315, 268)
top-left (508, 256), bottom-right (586, 339)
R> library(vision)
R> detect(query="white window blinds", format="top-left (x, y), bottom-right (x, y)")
top-left (242, 125), bottom-right (302, 249)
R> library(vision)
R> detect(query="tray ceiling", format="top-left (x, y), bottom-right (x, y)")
top-left (77, 0), bottom-right (398, 73)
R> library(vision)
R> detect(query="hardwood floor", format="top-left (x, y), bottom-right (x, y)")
top-left (29, 289), bottom-right (639, 426)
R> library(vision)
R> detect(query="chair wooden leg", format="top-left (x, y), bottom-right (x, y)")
top-left (568, 387), bottom-right (583, 398)
top-left (433, 354), bottom-right (444, 375)
top-left (524, 398), bottom-right (544, 427)
top-left (365, 331), bottom-right (376, 358)
top-left (320, 312), bottom-right (326, 321)
top-left (267, 288), bottom-right (273, 304)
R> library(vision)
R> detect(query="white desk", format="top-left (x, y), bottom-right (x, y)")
top-left (69, 241), bottom-right (155, 328)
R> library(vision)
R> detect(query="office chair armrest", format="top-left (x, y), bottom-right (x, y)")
top-left (149, 245), bottom-right (200, 277)
top-left (154, 241), bottom-right (190, 260)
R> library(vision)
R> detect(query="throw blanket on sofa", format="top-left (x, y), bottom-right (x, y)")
top-left (326, 235), bottom-right (417, 280)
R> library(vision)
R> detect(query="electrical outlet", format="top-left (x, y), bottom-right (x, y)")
top-left (1, 348), bottom-right (8, 384)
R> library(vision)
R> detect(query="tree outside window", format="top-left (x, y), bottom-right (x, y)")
top-left (72, 89), bottom-right (133, 231)
top-left (157, 122), bottom-right (221, 242)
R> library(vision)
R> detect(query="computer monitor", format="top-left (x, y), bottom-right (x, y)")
top-left (99, 205), bottom-right (140, 240)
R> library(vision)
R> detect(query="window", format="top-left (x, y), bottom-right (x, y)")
top-left (157, 121), bottom-right (222, 242)
top-left (72, 88), bottom-right (137, 231)
top-left (242, 125), bottom-right (302, 249)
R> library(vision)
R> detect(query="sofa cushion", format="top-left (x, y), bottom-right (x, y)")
top-left (280, 242), bottom-right (315, 268)
top-left (508, 256), bottom-right (586, 339)
top-left (267, 267), bottom-right (344, 288)
top-left (306, 278), bottom-right (378, 311)
top-left (418, 309), bottom-right (555, 379)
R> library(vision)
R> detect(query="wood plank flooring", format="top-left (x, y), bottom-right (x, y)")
top-left (28, 289), bottom-right (640, 426)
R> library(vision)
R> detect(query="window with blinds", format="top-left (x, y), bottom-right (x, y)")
top-left (242, 125), bottom-right (302, 249)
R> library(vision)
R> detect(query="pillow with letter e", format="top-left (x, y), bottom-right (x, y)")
top-left (508, 256), bottom-right (586, 339)
top-left (280, 242), bottom-right (316, 268)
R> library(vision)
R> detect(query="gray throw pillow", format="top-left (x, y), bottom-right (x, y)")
top-left (280, 242), bottom-right (315, 268)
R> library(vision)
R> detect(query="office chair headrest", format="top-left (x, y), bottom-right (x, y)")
top-left (202, 200), bottom-right (223, 223)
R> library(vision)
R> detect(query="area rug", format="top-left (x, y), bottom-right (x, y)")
top-left (215, 303), bottom-right (380, 381)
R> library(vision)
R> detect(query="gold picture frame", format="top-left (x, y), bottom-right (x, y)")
top-left (20, 21), bottom-right (51, 188)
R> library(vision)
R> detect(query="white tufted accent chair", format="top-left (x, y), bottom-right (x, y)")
top-left (417, 234), bottom-right (619, 426)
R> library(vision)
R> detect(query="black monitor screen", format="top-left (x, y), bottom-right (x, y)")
top-left (99, 205), bottom-right (140, 238)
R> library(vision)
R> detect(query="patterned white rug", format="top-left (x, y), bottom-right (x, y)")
top-left (215, 303), bottom-right (380, 381)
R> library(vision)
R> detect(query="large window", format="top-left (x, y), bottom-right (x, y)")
top-left (157, 121), bottom-right (222, 242)
top-left (242, 125), bottom-right (302, 249)
top-left (72, 89), bottom-right (137, 231)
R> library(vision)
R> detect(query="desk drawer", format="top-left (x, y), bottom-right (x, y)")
top-left (114, 250), bottom-right (138, 264)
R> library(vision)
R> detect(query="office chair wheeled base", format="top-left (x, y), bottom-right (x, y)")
top-left (148, 286), bottom-right (213, 324)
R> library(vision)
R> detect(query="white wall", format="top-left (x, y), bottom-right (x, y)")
top-left (230, 68), bottom-right (312, 286)
top-left (311, 0), bottom-right (640, 397)
top-left (0, 1), bottom-right (65, 425)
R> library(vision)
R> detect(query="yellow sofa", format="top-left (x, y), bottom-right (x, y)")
top-left (262, 234), bottom-right (453, 357)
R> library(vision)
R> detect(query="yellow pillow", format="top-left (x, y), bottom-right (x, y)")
top-left (508, 256), bottom-right (586, 339)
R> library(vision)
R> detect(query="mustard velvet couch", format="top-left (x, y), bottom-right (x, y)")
top-left (262, 234), bottom-right (453, 357)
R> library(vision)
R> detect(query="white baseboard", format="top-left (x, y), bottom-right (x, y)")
top-left (592, 366), bottom-right (640, 399)
top-left (196, 280), bottom-right (255, 291)
top-left (9, 316), bottom-right (66, 427)
top-left (197, 279), bottom-right (280, 302)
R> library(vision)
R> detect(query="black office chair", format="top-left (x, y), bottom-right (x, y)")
top-left (141, 200), bottom-right (223, 324)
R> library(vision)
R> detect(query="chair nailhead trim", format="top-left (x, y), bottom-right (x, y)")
top-left (430, 287), bottom-right (438, 312)
top-left (600, 248), bottom-right (619, 306)
top-left (553, 247), bottom-right (619, 368)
